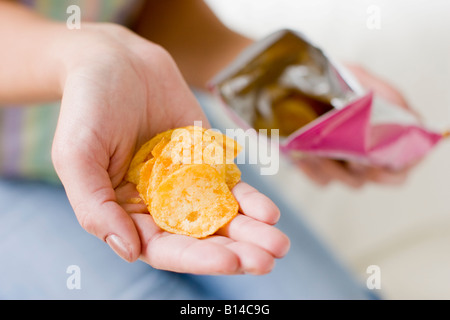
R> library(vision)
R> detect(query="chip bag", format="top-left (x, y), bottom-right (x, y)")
top-left (208, 29), bottom-right (445, 170)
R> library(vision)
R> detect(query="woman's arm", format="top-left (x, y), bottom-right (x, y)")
top-left (0, 0), bottom-right (250, 101)
top-left (133, 0), bottom-right (253, 89)
top-left (0, 0), bottom-right (288, 273)
top-left (134, 1), bottom-right (418, 188)
top-left (0, 1), bottom-right (69, 103)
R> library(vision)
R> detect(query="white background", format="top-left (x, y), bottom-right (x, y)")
top-left (206, 0), bottom-right (450, 299)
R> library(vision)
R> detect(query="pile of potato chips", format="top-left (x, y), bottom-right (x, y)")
top-left (125, 126), bottom-right (242, 238)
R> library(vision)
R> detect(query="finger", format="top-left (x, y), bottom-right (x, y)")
top-left (347, 162), bottom-right (371, 176)
top-left (225, 241), bottom-right (275, 275)
top-left (52, 146), bottom-right (141, 263)
top-left (318, 158), bottom-right (366, 188)
top-left (191, 235), bottom-right (275, 274)
top-left (115, 182), bottom-right (147, 213)
top-left (120, 203), bottom-right (148, 214)
top-left (216, 214), bottom-right (290, 259)
top-left (367, 167), bottom-right (409, 185)
top-left (296, 158), bottom-right (332, 186)
top-left (115, 181), bottom-right (141, 203)
top-left (231, 182), bottom-right (280, 225)
top-left (344, 64), bottom-right (410, 108)
top-left (131, 213), bottom-right (241, 275)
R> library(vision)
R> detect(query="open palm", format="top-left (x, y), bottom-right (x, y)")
top-left (116, 180), bottom-right (288, 274)
top-left (51, 24), bottom-right (289, 275)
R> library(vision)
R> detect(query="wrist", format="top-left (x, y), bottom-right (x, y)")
top-left (50, 22), bottom-right (106, 99)
top-left (40, 21), bottom-right (74, 101)
top-left (54, 23), bottom-right (141, 95)
top-left (0, 12), bottom-right (70, 103)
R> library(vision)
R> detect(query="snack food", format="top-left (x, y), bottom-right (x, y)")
top-left (125, 129), bottom-right (174, 185)
top-left (126, 126), bottom-right (242, 238)
top-left (151, 164), bottom-right (239, 238)
top-left (209, 29), bottom-right (445, 171)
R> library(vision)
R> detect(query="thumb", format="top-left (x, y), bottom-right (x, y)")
top-left (52, 137), bottom-right (141, 262)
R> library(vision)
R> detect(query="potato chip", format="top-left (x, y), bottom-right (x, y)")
top-left (151, 136), bottom-right (171, 158)
top-left (204, 129), bottom-right (242, 162)
top-left (147, 150), bottom-right (183, 202)
top-left (150, 164), bottom-right (239, 238)
top-left (126, 197), bottom-right (144, 205)
top-left (125, 129), bottom-right (174, 184)
top-left (202, 140), bottom-right (227, 180)
top-left (225, 163), bottom-right (241, 190)
top-left (272, 97), bottom-right (318, 137)
top-left (136, 158), bottom-right (155, 204)
top-left (125, 162), bottom-right (144, 186)
top-left (126, 125), bottom-right (243, 238)
top-left (146, 130), bottom-right (217, 202)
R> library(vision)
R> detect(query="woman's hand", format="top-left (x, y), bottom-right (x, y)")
top-left (51, 24), bottom-right (289, 274)
top-left (295, 64), bottom-right (418, 188)
top-left (116, 180), bottom-right (289, 274)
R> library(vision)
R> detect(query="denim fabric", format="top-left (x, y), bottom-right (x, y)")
top-left (0, 90), bottom-right (376, 299)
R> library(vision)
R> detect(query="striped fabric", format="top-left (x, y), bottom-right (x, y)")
top-left (0, 0), bottom-right (144, 183)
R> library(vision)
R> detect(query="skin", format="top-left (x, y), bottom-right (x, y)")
top-left (296, 64), bottom-right (417, 188)
top-left (0, 0), bottom-right (415, 274)
top-left (132, 1), bottom-right (419, 189)
top-left (1, 1), bottom-right (288, 275)
top-left (53, 24), bottom-right (290, 275)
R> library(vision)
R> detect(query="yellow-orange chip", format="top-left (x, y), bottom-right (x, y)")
top-left (125, 125), bottom-right (243, 238)
top-left (225, 163), bottom-right (241, 190)
top-left (151, 136), bottom-right (171, 158)
top-left (202, 140), bottom-right (227, 180)
top-left (136, 158), bottom-right (155, 204)
top-left (147, 152), bottom-right (183, 202)
top-left (146, 134), bottom-right (189, 198)
top-left (150, 164), bottom-right (239, 238)
top-left (125, 129), bottom-right (174, 184)
top-left (126, 197), bottom-right (144, 204)
top-left (204, 129), bottom-right (242, 162)
top-left (125, 162), bottom-right (144, 186)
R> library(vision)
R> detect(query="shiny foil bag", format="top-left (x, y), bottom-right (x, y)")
top-left (208, 29), bottom-right (444, 170)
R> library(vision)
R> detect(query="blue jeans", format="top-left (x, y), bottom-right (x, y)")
top-left (0, 91), bottom-right (376, 299)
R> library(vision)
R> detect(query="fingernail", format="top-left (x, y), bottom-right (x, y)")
top-left (106, 234), bottom-right (132, 262)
